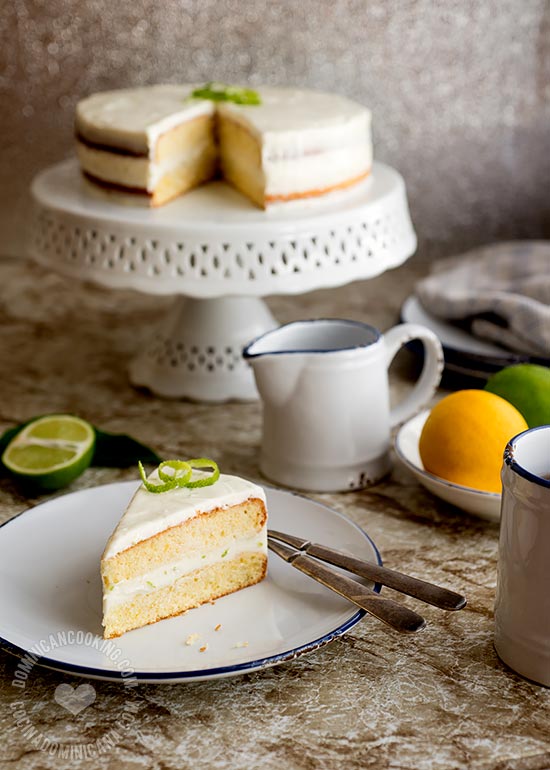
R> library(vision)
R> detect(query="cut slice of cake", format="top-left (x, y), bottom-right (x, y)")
top-left (101, 467), bottom-right (267, 638)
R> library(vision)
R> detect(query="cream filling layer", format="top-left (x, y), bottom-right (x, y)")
top-left (103, 473), bottom-right (267, 559)
top-left (103, 526), bottom-right (267, 613)
top-left (76, 140), bottom-right (211, 192)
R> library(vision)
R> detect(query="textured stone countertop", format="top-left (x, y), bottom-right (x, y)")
top-left (1, 257), bottom-right (549, 770)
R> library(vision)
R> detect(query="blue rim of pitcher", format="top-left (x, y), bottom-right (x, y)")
top-left (243, 318), bottom-right (381, 358)
top-left (504, 426), bottom-right (550, 489)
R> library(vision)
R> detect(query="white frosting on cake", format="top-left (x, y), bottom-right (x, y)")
top-left (102, 472), bottom-right (266, 560)
top-left (217, 87), bottom-right (370, 148)
top-left (103, 525), bottom-right (267, 614)
top-left (76, 85), bottom-right (214, 155)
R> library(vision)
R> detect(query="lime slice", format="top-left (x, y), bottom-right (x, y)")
top-left (2, 415), bottom-right (96, 490)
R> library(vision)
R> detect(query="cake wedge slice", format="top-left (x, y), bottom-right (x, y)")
top-left (101, 467), bottom-right (267, 639)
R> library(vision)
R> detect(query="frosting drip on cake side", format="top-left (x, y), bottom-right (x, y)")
top-left (102, 473), bottom-right (267, 560)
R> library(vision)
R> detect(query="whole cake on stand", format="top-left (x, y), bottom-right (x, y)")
top-left (74, 83), bottom-right (373, 208)
top-left (29, 84), bottom-right (416, 402)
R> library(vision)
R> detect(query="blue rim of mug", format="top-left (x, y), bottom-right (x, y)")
top-left (243, 318), bottom-right (382, 359)
top-left (504, 425), bottom-right (550, 489)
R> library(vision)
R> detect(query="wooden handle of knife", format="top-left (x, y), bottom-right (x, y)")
top-left (292, 554), bottom-right (426, 634)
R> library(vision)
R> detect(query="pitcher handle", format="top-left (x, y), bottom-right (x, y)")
top-left (384, 323), bottom-right (444, 429)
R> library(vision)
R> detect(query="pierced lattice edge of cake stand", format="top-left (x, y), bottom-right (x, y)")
top-left (29, 161), bottom-right (417, 401)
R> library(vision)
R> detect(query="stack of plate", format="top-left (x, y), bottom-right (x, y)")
top-left (401, 296), bottom-right (550, 387)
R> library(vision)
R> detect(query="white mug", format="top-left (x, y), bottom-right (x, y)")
top-left (494, 425), bottom-right (550, 686)
top-left (243, 319), bottom-right (443, 492)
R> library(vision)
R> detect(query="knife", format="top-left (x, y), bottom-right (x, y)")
top-left (268, 529), bottom-right (466, 612)
top-left (268, 538), bottom-right (426, 634)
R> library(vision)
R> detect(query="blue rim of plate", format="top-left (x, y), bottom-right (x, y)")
top-left (0, 483), bottom-right (382, 682)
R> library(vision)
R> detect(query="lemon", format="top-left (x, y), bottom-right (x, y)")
top-left (485, 364), bottom-right (550, 428)
top-left (419, 390), bottom-right (528, 493)
top-left (2, 415), bottom-right (95, 490)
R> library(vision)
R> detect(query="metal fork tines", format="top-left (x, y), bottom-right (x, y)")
top-left (267, 537), bottom-right (426, 634)
top-left (268, 529), bottom-right (467, 612)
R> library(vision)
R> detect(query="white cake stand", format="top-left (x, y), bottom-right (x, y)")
top-left (29, 159), bottom-right (416, 401)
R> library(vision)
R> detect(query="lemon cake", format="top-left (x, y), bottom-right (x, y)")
top-left (101, 468), bottom-right (268, 638)
top-left (75, 83), bottom-right (372, 208)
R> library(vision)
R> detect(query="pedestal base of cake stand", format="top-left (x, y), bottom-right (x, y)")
top-left (129, 296), bottom-right (277, 401)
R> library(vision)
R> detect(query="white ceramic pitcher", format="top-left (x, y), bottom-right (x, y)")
top-left (244, 319), bottom-right (443, 492)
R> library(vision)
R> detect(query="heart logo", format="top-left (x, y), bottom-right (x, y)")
top-left (54, 683), bottom-right (96, 715)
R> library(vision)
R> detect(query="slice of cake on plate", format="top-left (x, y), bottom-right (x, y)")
top-left (75, 83), bottom-right (372, 208)
top-left (100, 460), bottom-right (267, 639)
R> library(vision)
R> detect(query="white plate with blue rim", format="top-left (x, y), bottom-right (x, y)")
top-left (395, 411), bottom-right (501, 522)
top-left (0, 482), bottom-right (380, 683)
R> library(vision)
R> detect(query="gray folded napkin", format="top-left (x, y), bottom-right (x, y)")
top-left (416, 241), bottom-right (550, 356)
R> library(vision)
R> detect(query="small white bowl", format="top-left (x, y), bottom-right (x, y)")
top-left (394, 410), bottom-right (501, 523)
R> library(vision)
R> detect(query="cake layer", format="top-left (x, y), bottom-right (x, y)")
top-left (218, 115), bottom-right (266, 207)
top-left (76, 84), bottom-right (215, 155)
top-left (102, 473), bottom-right (267, 559)
top-left (102, 496), bottom-right (267, 583)
top-left (77, 112), bottom-right (217, 204)
top-left (149, 151), bottom-right (217, 206)
top-left (103, 551), bottom-right (267, 638)
top-left (104, 527), bottom-right (267, 612)
top-left (217, 87), bottom-right (370, 146)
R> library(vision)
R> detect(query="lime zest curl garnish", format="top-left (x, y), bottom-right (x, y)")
top-left (157, 459), bottom-right (192, 485)
top-left (138, 458), bottom-right (220, 493)
top-left (189, 82), bottom-right (261, 106)
top-left (185, 458), bottom-right (220, 488)
top-left (138, 460), bottom-right (177, 493)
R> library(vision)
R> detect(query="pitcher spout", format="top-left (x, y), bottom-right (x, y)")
top-left (243, 344), bottom-right (304, 408)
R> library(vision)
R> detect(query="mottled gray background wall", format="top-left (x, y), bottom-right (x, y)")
top-left (2, 0), bottom-right (549, 262)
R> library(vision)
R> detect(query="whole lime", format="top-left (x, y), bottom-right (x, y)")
top-left (485, 364), bottom-right (550, 428)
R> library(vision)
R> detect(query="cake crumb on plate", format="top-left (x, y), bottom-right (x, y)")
top-left (185, 633), bottom-right (200, 646)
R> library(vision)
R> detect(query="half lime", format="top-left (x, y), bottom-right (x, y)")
top-left (2, 415), bottom-right (96, 490)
